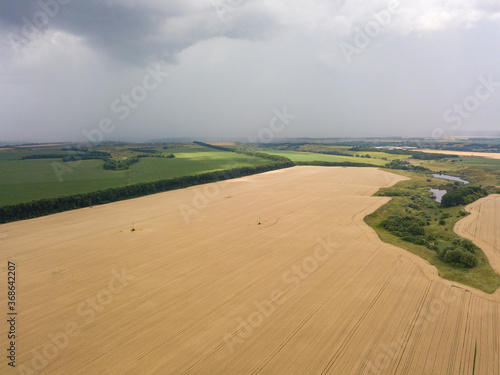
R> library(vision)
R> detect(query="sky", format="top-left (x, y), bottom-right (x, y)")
top-left (0, 0), bottom-right (499, 144)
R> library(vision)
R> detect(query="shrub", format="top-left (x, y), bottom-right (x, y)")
top-left (379, 215), bottom-right (426, 244)
top-left (459, 251), bottom-right (478, 268)
top-left (438, 243), bottom-right (478, 268)
top-left (444, 248), bottom-right (463, 264)
top-left (457, 238), bottom-right (476, 254)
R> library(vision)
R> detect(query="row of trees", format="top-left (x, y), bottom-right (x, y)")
top-left (0, 162), bottom-right (293, 224)
top-left (193, 141), bottom-right (295, 166)
top-left (102, 153), bottom-right (174, 170)
top-left (295, 161), bottom-right (375, 167)
top-left (384, 159), bottom-right (430, 171)
top-left (62, 151), bottom-right (111, 162)
top-left (2, 142), bottom-right (294, 223)
top-left (21, 148), bottom-right (177, 171)
top-left (348, 147), bottom-right (458, 160)
top-left (305, 150), bottom-right (351, 157)
top-left (128, 148), bottom-right (157, 154)
top-left (138, 153), bottom-right (175, 158)
top-left (413, 141), bottom-right (500, 153)
top-left (22, 154), bottom-right (66, 159)
top-left (21, 151), bottom-right (111, 161)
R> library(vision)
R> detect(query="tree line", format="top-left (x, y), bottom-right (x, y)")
top-left (22, 154), bottom-right (67, 159)
top-left (384, 159), bottom-right (430, 171)
top-left (441, 186), bottom-right (488, 208)
top-left (22, 149), bottom-right (175, 171)
top-left (295, 161), bottom-right (375, 167)
top-left (193, 141), bottom-right (295, 166)
top-left (0, 162), bottom-right (293, 224)
top-left (22, 151), bottom-right (111, 161)
top-left (348, 147), bottom-right (459, 160)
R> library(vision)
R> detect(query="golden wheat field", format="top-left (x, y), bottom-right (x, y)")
top-left (417, 149), bottom-right (500, 159)
top-left (1, 167), bottom-right (499, 374)
top-left (455, 195), bottom-right (500, 276)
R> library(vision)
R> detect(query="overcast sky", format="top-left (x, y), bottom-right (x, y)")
top-left (0, 0), bottom-right (499, 143)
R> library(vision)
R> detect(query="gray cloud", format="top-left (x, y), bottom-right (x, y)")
top-left (0, 0), bottom-right (499, 143)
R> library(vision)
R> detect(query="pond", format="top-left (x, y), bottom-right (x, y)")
top-left (432, 174), bottom-right (469, 184)
top-left (429, 174), bottom-right (469, 203)
top-left (429, 189), bottom-right (447, 203)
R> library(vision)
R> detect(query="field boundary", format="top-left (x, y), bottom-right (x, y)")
top-left (365, 169), bottom-right (500, 294)
top-left (0, 161), bottom-right (293, 224)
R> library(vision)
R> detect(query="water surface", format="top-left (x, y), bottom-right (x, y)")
top-left (432, 174), bottom-right (469, 184)
top-left (429, 188), bottom-right (447, 203)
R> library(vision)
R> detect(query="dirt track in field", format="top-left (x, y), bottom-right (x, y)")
top-left (1, 167), bottom-right (498, 374)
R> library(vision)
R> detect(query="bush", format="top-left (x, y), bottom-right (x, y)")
top-left (444, 248), bottom-right (463, 264)
top-left (460, 251), bottom-right (478, 268)
top-left (404, 202), bottom-right (420, 210)
top-left (438, 243), bottom-right (478, 268)
top-left (103, 156), bottom-right (140, 170)
top-left (454, 238), bottom-right (476, 254)
top-left (379, 215), bottom-right (426, 243)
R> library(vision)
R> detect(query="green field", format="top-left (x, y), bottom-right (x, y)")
top-left (410, 157), bottom-right (500, 185)
top-left (261, 150), bottom-right (388, 165)
top-left (258, 144), bottom-right (413, 166)
top-left (0, 146), bottom-right (268, 206)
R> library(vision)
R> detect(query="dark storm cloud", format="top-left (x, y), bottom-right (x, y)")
top-left (0, 1), bottom-right (499, 143)
top-left (0, 0), bottom-right (279, 65)
top-left (1, 1), bottom-right (204, 63)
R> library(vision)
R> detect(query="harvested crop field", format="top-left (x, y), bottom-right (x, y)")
top-left (1, 166), bottom-right (499, 374)
top-left (207, 142), bottom-right (237, 146)
top-left (417, 149), bottom-right (500, 160)
top-left (455, 195), bottom-right (500, 276)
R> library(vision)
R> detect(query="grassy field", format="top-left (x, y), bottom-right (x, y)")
top-left (365, 169), bottom-right (500, 293)
top-left (257, 144), bottom-right (500, 185)
top-left (0, 145), bottom-right (269, 206)
top-left (260, 150), bottom-right (388, 165)
top-left (257, 144), bottom-right (413, 167)
top-left (296, 144), bottom-right (410, 160)
top-left (410, 156), bottom-right (500, 185)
